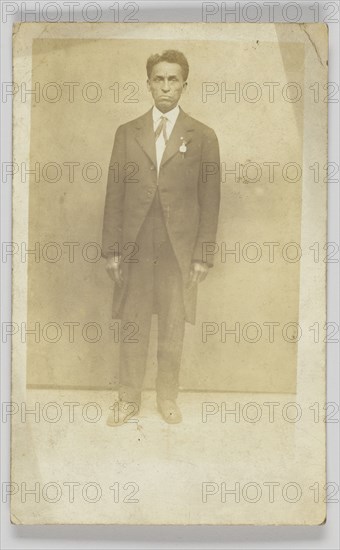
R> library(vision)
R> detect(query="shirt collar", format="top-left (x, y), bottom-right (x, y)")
top-left (152, 104), bottom-right (180, 125)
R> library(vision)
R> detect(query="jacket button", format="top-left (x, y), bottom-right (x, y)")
top-left (150, 166), bottom-right (155, 171)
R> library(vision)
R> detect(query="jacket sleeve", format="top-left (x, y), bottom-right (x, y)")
top-left (101, 125), bottom-right (126, 259)
top-left (192, 127), bottom-right (220, 267)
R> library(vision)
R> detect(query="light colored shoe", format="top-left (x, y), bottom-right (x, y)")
top-left (157, 399), bottom-right (182, 424)
top-left (107, 401), bottom-right (139, 427)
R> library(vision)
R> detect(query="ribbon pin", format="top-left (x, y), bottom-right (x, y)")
top-left (179, 137), bottom-right (187, 158)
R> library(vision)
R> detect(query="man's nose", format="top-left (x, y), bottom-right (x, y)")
top-left (161, 80), bottom-right (170, 92)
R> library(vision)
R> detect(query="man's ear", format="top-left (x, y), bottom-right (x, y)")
top-left (182, 82), bottom-right (188, 93)
top-left (146, 79), bottom-right (151, 92)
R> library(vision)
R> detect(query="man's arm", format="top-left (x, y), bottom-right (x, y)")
top-left (101, 125), bottom-right (126, 285)
top-left (192, 127), bottom-right (221, 270)
top-left (101, 124), bottom-right (126, 260)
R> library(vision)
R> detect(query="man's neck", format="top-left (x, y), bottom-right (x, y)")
top-left (154, 104), bottom-right (179, 115)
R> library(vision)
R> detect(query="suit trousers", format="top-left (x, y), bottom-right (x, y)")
top-left (118, 189), bottom-right (186, 405)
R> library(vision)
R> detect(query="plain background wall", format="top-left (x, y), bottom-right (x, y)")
top-left (26, 37), bottom-right (304, 392)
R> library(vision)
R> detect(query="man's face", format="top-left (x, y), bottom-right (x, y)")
top-left (147, 61), bottom-right (187, 113)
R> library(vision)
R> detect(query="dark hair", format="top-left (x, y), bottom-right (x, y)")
top-left (146, 50), bottom-right (189, 81)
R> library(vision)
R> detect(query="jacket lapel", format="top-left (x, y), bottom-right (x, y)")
top-left (134, 109), bottom-right (157, 167)
top-left (160, 108), bottom-right (194, 169)
top-left (134, 107), bottom-right (194, 169)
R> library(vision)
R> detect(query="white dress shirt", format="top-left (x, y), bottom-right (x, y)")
top-left (152, 104), bottom-right (180, 173)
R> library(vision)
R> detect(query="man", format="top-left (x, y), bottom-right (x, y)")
top-left (102, 50), bottom-right (220, 425)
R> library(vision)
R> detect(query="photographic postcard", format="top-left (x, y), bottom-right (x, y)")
top-left (10, 22), bottom-right (327, 525)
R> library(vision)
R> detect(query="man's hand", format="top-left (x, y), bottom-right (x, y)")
top-left (189, 261), bottom-right (209, 288)
top-left (105, 256), bottom-right (123, 287)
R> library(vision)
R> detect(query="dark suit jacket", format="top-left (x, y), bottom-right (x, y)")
top-left (102, 107), bottom-right (220, 324)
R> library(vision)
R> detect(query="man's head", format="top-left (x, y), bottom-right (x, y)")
top-left (146, 50), bottom-right (189, 113)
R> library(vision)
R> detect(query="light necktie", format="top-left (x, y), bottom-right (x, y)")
top-left (154, 116), bottom-right (168, 144)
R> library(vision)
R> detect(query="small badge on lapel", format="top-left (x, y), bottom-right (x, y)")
top-left (179, 137), bottom-right (187, 158)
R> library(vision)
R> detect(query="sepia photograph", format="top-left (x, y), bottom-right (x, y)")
top-left (10, 21), bottom-right (327, 525)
